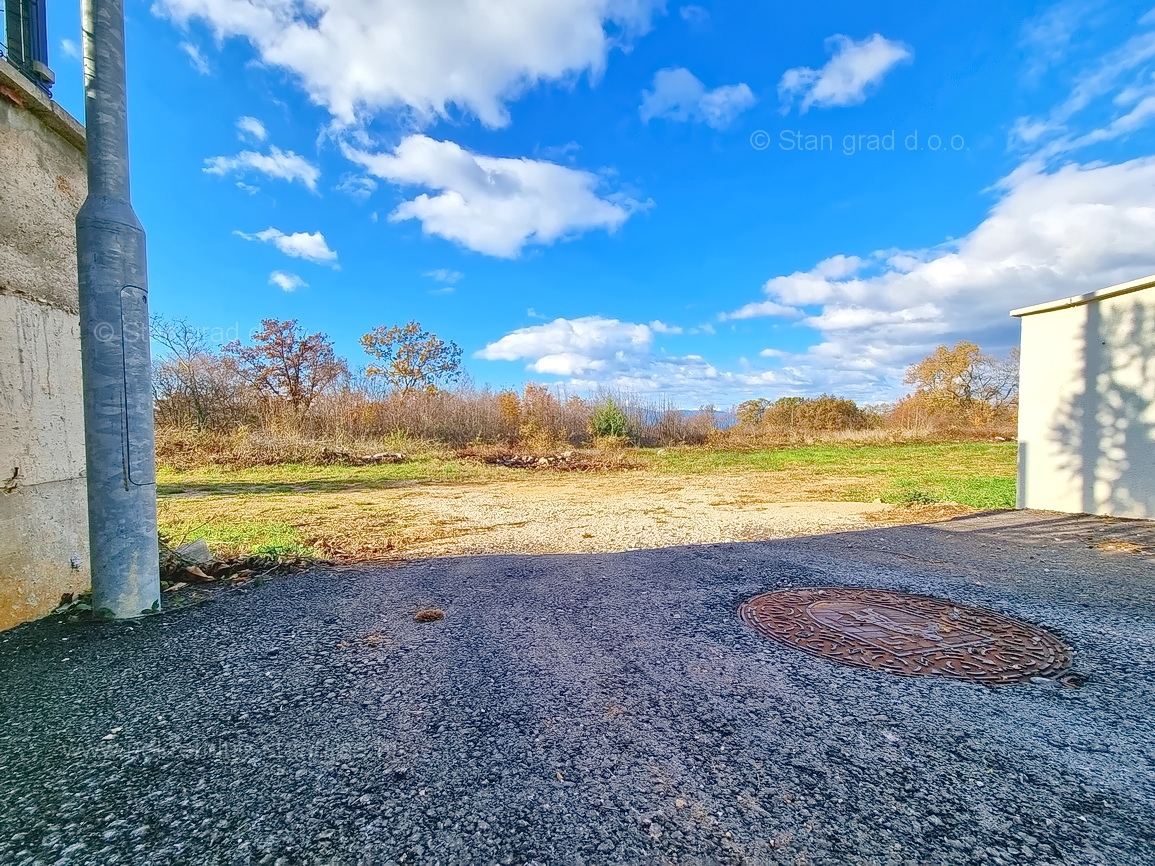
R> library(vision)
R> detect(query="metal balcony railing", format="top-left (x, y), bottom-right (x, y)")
top-left (1, 0), bottom-right (55, 95)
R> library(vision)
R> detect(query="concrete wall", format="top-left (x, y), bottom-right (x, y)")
top-left (0, 58), bottom-right (90, 630)
top-left (1016, 277), bottom-right (1155, 519)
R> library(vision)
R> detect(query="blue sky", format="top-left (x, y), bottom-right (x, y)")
top-left (45, 0), bottom-right (1155, 406)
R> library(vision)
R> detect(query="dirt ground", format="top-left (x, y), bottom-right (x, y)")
top-left (159, 470), bottom-right (973, 561)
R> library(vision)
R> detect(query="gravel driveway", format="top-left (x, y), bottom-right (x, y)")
top-left (2, 510), bottom-right (1153, 865)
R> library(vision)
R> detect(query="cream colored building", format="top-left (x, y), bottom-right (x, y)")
top-left (0, 58), bottom-right (90, 629)
top-left (1012, 275), bottom-right (1155, 519)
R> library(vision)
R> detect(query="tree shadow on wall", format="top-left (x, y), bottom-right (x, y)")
top-left (1048, 299), bottom-right (1155, 517)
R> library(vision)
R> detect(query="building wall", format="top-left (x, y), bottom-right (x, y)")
top-left (0, 58), bottom-right (90, 630)
top-left (1017, 283), bottom-right (1155, 519)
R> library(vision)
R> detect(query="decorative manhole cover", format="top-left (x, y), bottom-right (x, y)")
top-left (739, 588), bottom-right (1071, 685)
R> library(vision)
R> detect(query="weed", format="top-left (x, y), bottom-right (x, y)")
top-left (896, 489), bottom-right (942, 506)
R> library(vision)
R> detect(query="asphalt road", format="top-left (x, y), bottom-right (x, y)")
top-left (2, 510), bottom-right (1153, 866)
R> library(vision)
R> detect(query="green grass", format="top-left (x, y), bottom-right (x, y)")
top-left (163, 520), bottom-right (315, 559)
top-left (640, 442), bottom-right (1018, 509)
top-left (884, 476), bottom-right (1017, 509)
top-left (157, 453), bottom-right (480, 496)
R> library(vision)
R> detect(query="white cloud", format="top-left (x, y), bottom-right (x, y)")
top-left (60, 39), bottom-right (80, 60)
top-left (649, 320), bottom-right (682, 334)
top-left (722, 299), bottom-right (802, 321)
top-left (478, 316), bottom-right (653, 376)
top-left (155, 0), bottom-right (662, 126)
top-left (236, 181), bottom-right (260, 195)
top-left (538, 141), bottom-right (583, 163)
top-left (236, 116), bottom-right (267, 141)
top-left (477, 315), bottom-right (809, 403)
top-left (565, 355), bottom-right (802, 404)
top-left (1054, 27), bottom-right (1155, 121)
top-left (679, 6), bottom-right (709, 26)
top-left (725, 156), bottom-right (1155, 397)
top-left (1068, 94), bottom-right (1155, 148)
top-left (204, 147), bottom-right (320, 190)
top-left (779, 34), bottom-right (911, 113)
top-left (236, 227), bottom-right (338, 264)
top-left (336, 174), bottom-right (377, 199)
top-left (425, 269), bottom-right (464, 284)
top-left (180, 41), bottom-right (211, 75)
top-left (1020, 1), bottom-right (1087, 80)
top-left (346, 135), bottom-right (639, 258)
top-left (640, 67), bottom-right (756, 129)
top-left (813, 254), bottom-right (866, 279)
top-left (1013, 23), bottom-right (1155, 157)
top-left (269, 271), bottom-right (307, 291)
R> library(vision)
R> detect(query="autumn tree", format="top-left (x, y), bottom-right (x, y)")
top-left (496, 390), bottom-right (521, 441)
top-left (903, 341), bottom-right (1019, 414)
top-left (733, 395), bottom-right (871, 433)
top-left (360, 321), bottom-right (463, 398)
top-left (224, 319), bottom-right (348, 413)
top-left (736, 398), bottom-right (771, 425)
top-left (517, 382), bottom-right (564, 447)
top-left (762, 397), bottom-right (806, 428)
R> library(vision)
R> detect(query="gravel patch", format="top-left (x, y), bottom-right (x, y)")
top-left (160, 471), bottom-right (903, 561)
top-left (1, 510), bottom-right (1153, 865)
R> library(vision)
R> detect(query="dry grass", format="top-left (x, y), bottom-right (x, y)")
top-left (156, 442), bottom-right (1016, 562)
top-left (714, 425), bottom-right (1015, 451)
top-left (454, 443), bottom-right (643, 472)
top-left (414, 608), bottom-right (446, 623)
top-left (156, 426), bottom-right (453, 470)
top-left (865, 503), bottom-right (978, 524)
top-left (1093, 540), bottom-right (1148, 555)
top-left (156, 414), bottom-right (1016, 471)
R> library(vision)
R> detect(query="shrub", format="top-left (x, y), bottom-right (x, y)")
top-left (589, 400), bottom-right (630, 438)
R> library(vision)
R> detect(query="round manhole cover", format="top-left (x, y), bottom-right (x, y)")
top-left (739, 588), bottom-right (1071, 685)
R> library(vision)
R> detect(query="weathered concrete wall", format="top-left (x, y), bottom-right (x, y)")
top-left (0, 58), bottom-right (90, 630)
top-left (1016, 277), bottom-right (1155, 519)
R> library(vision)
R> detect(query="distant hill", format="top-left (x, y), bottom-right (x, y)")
top-left (632, 407), bottom-right (738, 429)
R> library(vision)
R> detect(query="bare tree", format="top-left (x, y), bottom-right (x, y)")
top-left (224, 319), bottom-right (348, 414)
top-left (152, 316), bottom-right (249, 429)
